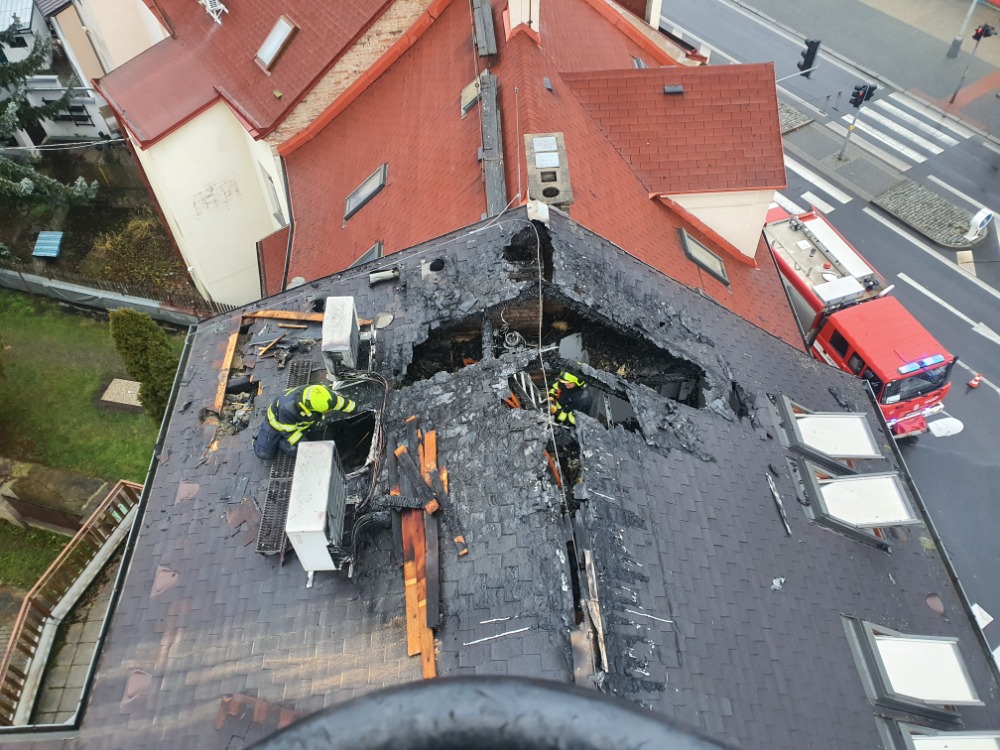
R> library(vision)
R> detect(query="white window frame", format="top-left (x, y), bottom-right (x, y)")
top-left (877, 719), bottom-right (1000, 750)
top-left (256, 16), bottom-right (298, 71)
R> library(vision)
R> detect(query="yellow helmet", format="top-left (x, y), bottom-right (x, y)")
top-left (303, 385), bottom-right (334, 413)
top-left (559, 372), bottom-right (584, 387)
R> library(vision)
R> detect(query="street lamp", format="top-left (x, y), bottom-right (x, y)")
top-left (947, 0), bottom-right (979, 58)
top-left (950, 24), bottom-right (996, 104)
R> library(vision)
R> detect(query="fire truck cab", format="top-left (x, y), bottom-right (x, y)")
top-left (764, 205), bottom-right (955, 439)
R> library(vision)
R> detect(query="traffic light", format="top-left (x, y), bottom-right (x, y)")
top-left (849, 85), bottom-right (866, 108)
top-left (798, 39), bottom-right (821, 78)
top-left (864, 83), bottom-right (877, 102)
top-left (973, 24), bottom-right (996, 41)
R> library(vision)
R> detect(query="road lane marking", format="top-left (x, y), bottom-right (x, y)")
top-left (872, 100), bottom-right (960, 146)
top-left (801, 191), bottom-right (835, 214)
top-left (897, 272), bottom-right (1000, 346)
top-left (888, 92), bottom-right (976, 138)
top-left (839, 116), bottom-right (928, 162)
top-left (824, 121), bottom-right (913, 172)
top-left (927, 175), bottom-right (999, 217)
top-left (862, 208), bottom-right (1000, 301)
top-left (777, 86), bottom-right (825, 118)
top-left (953, 359), bottom-right (1000, 397)
top-left (897, 273), bottom-right (974, 323)
top-left (784, 156), bottom-right (853, 203)
top-left (773, 191), bottom-right (805, 215)
top-left (860, 109), bottom-right (944, 154)
top-left (984, 140), bottom-right (1000, 157)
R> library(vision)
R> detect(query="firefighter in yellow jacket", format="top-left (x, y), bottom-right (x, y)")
top-left (253, 384), bottom-right (356, 459)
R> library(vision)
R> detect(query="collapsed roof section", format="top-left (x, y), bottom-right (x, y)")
top-left (68, 206), bottom-right (1000, 749)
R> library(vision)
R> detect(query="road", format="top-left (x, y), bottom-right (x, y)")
top-left (660, 0), bottom-right (1000, 656)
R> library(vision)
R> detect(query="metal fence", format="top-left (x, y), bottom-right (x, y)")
top-left (0, 258), bottom-right (236, 321)
top-left (0, 480), bottom-right (142, 727)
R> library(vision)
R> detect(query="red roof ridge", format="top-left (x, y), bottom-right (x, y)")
top-left (652, 193), bottom-right (758, 267)
top-left (278, 0), bottom-right (453, 157)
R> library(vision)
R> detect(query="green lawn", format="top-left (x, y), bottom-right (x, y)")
top-left (0, 522), bottom-right (68, 588)
top-left (0, 289), bottom-right (178, 483)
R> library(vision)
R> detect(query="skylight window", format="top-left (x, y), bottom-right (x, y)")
top-left (844, 618), bottom-right (983, 723)
top-left (631, 56), bottom-right (647, 69)
top-left (256, 16), bottom-right (298, 71)
top-left (774, 396), bottom-right (881, 472)
top-left (678, 229), bottom-right (728, 285)
top-left (350, 241), bottom-right (384, 268)
top-left (878, 720), bottom-right (1000, 750)
top-left (344, 165), bottom-right (388, 221)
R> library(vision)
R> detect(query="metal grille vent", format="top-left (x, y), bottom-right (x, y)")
top-left (256, 479), bottom-right (292, 554)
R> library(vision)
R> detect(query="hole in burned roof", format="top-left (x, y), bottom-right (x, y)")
top-left (403, 318), bottom-right (484, 385)
top-left (312, 410), bottom-right (376, 474)
top-left (729, 381), bottom-right (753, 420)
top-left (429, 258), bottom-right (445, 272)
top-left (490, 300), bottom-right (706, 409)
top-left (503, 222), bottom-right (553, 282)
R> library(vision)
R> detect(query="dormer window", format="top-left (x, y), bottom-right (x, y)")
top-left (844, 618), bottom-right (983, 724)
top-left (878, 721), bottom-right (1000, 750)
top-left (256, 16), bottom-right (298, 71)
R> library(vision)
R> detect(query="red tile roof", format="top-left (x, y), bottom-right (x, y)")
top-left (563, 65), bottom-right (786, 194)
top-left (97, 0), bottom-right (394, 145)
top-left (277, 0), bottom-right (798, 345)
top-left (100, 0), bottom-right (794, 342)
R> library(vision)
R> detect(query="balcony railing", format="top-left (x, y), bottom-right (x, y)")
top-left (0, 480), bottom-right (141, 727)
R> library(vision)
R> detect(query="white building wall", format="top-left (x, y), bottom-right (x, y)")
top-left (670, 188), bottom-right (775, 258)
top-left (71, 0), bottom-right (167, 72)
top-left (0, 8), bottom-right (47, 64)
top-left (132, 102), bottom-right (284, 305)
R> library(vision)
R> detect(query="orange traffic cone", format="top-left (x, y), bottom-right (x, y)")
top-left (968, 373), bottom-right (983, 388)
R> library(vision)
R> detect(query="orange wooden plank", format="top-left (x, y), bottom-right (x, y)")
top-left (420, 624), bottom-right (436, 679)
top-left (213, 326), bottom-right (241, 413)
top-left (401, 509), bottom-right (421, 657)
top-left (421, 430), bottom-right (437, 480)
top-left (243, 310), bottom-right (324, 322)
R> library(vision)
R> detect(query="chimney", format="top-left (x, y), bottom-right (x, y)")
top-left (524, 132), bottom-right (573, 210)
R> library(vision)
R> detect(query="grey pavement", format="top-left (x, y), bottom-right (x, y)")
top-left (779, 99), bottom-right (980, 248)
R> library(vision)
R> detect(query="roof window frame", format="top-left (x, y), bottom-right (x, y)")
top-left (344, 164), bottom-right (388, 221)
top-left (774, 395), bottom-right (880, 473)
top-left (256, 15), bottom-right (298, 72)
top-left (877, 720), bottom-right (1000, 750)
top-left (678, 229), bottom-right (729, 286)
top-left (794, 457), bottom-right (918, 550)
top-left (843, 617), bottom-right (983, 724)
top-left (350, 240), bottom-right (384, 268)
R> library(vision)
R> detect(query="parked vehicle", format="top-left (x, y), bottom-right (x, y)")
top-left (764, 205), bottom-right (955, 439)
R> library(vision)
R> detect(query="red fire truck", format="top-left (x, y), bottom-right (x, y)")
top-left (764, 204), bottom-right (955, 439)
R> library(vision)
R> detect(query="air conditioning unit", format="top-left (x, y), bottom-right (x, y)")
top-left (285, 441), bottom-right (348, 585)
top-left (524, 132), bottom-right (573, 209)
top-left (322, 297), bottom-right (360, 376)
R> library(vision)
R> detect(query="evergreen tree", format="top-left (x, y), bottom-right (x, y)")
top-left (108, 309), bottom-right (180, 422)
top-left (0, 20), bottom-right (97, 201)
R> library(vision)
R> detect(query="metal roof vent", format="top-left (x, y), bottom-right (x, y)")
top-left (524, 132), bottom-right (573, 209)
top-left (322, 297), bottom-right (360, 377)
top-left (199, 0), bottom-right (227, 23)
top-left (662, 85), bottom-right (684, 95)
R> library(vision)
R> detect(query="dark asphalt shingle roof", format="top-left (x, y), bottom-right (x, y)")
top-left (57, 206), bottom-right (1000, 748)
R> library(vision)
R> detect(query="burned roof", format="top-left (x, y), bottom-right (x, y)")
top-left (62, 206), bottom-right (1000, 748)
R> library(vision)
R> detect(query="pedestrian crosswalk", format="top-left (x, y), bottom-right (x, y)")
top-left (776, 92), bottom-right (977, 217)
top-left (837, 92), bottom-right (973, 167)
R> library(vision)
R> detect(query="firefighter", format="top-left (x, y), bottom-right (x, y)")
top-left (252, 383), bottom-right (356, 460)
top-left (548, 371), bottom-right (590, 426)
